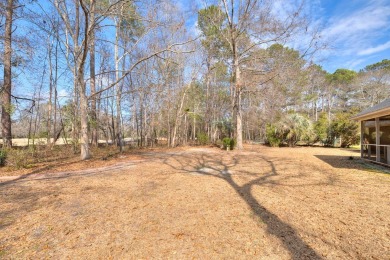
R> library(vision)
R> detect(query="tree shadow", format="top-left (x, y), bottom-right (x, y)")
top-left (314, 155), bottom-right (359, 169)
top-left (0, 164), bottom-right (132, 231)
top-left (0, 183), bottom-right (57, 230)
top-left (0, 148), bottom-right (336, 258)
top-left (0, 160), bottom-right (83, 187)
top-left (161, 151), bottom-right (324, 259)
top-left (0, 158), bottom-right (138, 187)
top-left (314, 155), bottom-right (390, 175)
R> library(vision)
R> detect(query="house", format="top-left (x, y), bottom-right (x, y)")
top-left (352, 99), bottom-right (390, 165)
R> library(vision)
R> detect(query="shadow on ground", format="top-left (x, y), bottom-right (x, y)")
top-left (161, 151), bottom-right (328, 259)
top-left (315, 155), bottom-right (390, 174)
top-left (0, 148), bottom-right (341, 258)
top-left (0, 157), bottom-right (92, 186)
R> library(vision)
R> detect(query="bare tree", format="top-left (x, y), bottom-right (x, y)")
top-left (1, 0), bottom-right (14, 147)
top-left (89, 0), bottom-right (98, 146)
top-left (51, 0), bottom-right (94, 159)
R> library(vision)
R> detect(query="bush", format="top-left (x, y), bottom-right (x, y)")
top-left (314, 111), bottom-right (359, 147)
top-left (265, 124), bottom-right (281, 147)
top-left (331, 112), bottom-right (359, 147)
top-left (221, 137), bottom-right (236, 150)
top-left (229, 138), bottom-right (235, 149)
top-left (278, 113), bottom-right (314, 147)
top-left (197, 132), bottom-right (209, 145)
top-left (0, 149), bottom-right (7, 167)
top-left (222, 137), bottom-right (230, 149)
top-left (267, 114), bottom-right (315, 147)
top-left (222, 137), bottom-right (231, 149)
top-left (8, 149), bottom-right (29, 169)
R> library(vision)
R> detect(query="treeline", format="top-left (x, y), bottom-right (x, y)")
top-left (0, 0), bottom-right (389, 159)
top-left (263, 59), bottom-right (390, 148)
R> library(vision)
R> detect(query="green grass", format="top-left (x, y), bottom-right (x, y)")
top-left (349, 144), bottom-right (360, 150)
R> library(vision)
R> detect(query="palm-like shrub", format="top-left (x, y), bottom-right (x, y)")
top-left (266, 124), bottom-right (282, 147)
top-left (276, 113), bottom-right (314, 147)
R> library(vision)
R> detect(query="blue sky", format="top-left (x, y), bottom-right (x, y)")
top-left (181, 0), bottom-right (390, 73)
top-left (316, 0), bottom-right (390, 72)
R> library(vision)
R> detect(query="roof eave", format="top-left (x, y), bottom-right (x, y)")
top-left (351, 107), bottom-right (390, 121)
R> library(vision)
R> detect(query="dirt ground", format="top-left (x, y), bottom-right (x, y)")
top-left (0, 145), bottom-right (389, 259)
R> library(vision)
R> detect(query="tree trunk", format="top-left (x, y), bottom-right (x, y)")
top-left (234, 55), bottom-right (243, 150)
top-left (90, 0), bottom-right (98, 146)
top-left (47, 38), bottom-right (53, 145)
top-left (79, 80), bottom-right (90, 160)
top-left (78, 0), bottom-right (90, 160)
top-left (72, 1), bottom-right (80, 154)
top-left (114, 16), bottom-right (123, 152)
top-left (52, 34), bottom-right (59, 147)
top-left (1, 0), bottom-right (14, 148)
top-left (171, 82), bottom-right (188, 147)
top-left (140, 94), bottom-right (143, 147)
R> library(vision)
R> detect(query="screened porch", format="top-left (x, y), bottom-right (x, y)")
top-left (353, 99), bottom-right (390, 166)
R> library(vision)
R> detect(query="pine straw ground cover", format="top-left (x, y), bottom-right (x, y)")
top-left (0, 145), bottom-right (389, 259)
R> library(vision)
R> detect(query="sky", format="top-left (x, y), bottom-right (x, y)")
top-left (316, 0), bottom-right (390, 72)
top-left (181, 0), bottom-right (390, 73)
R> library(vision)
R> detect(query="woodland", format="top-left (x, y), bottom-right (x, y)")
top-left (0, 0), bottom-right (390, 161)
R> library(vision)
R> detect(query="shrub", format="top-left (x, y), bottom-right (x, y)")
top-left (222, 137), bottom-right (231, 149)
top-left (197, 132), bottom-right (209, 145)
top-left (277, 113), bottom-right (314, 147)
top-left (221, 138), bottom-right (236, 150)
top-left (313, 113), bottom-right (330, 145)
top-left (0, 149), bottom-right (7, 167)
top-left (267, 114), bottom-right (315, 147)
top-left (314, 111), bottom-right (359, 147)
top-left (229, 138), bottom-right (236, 149)
top-left (8, 149), bottom-right (29, 169)
top-left (266, 124), bottom-right (281, 147)
top-left (330, 112), bottom-right (359, 147)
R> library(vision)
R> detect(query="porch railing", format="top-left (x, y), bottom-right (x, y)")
top-left (361, 144), bottom-right (390, 164)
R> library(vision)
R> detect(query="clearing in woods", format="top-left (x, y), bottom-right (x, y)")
top-left (0, 145), bottom-right (389, 259)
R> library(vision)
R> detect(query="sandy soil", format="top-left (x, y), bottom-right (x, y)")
top-left (0, 145), bottom-right (389, 259)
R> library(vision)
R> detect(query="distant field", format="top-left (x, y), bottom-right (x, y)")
top-left (0, 138), bottom-right (68, 146)
top-left (0, 138), bottom-right (144, 146)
